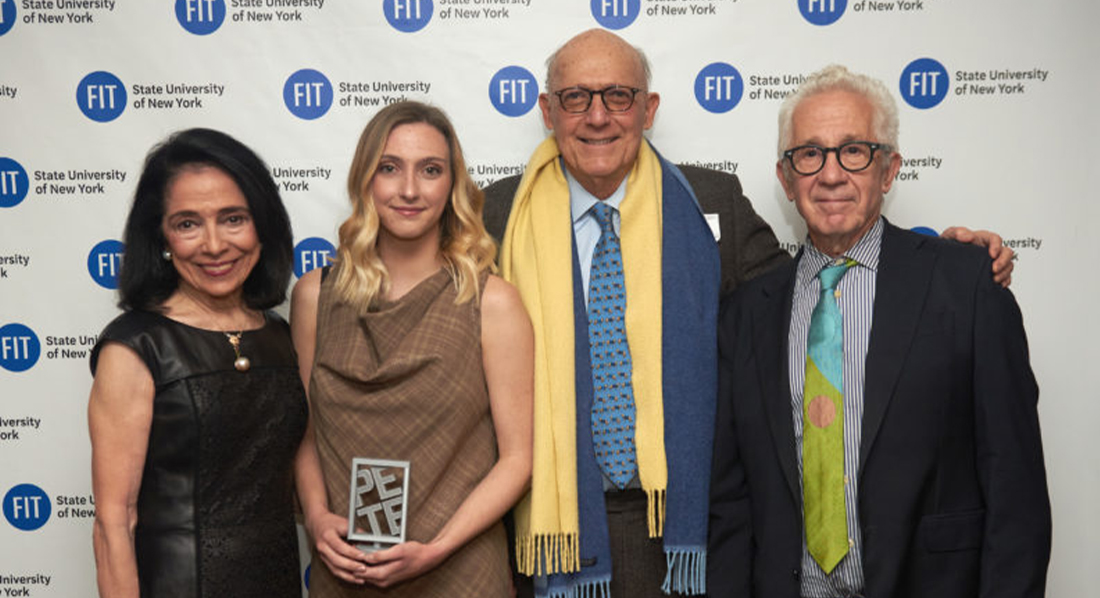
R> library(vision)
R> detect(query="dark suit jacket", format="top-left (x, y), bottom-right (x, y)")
top-left (709, 221), bottom-right (1050, 598)
top-left (484, 164), bottom-right (792, 598)
top-left (480, 165), bottom-right (790, 296)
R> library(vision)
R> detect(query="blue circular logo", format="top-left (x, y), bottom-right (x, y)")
top-left (0, 0), bottom-right (17, 37)
top-left (910, 226), bottom-right (938, 237)
top-left (590, 0), bottom-right (640, 30)
top-left (283, 69), bottom-right (333, 120)
top-left (87, 239), bottom-right (125, 290)
top-left (694, 62), bottom-right (744, 114)
top-left (900, 58), bottom-right (949, 109)
top-left (76, 71), bottom-right (127, 123)
top-left (488, 66), bottom-right (538, 117)
top-left (798, 0), bottom-right (847, 26)
top-left (3, 484), bottom-right (51, 531)
top-left (294, 237), bottom-right (336, 278)
top-left (0, 324), bottom-right (41, 373)
top-left (0, 157), bottom-right (30, 208)
top-left (175, 0), bottom-right (226, 35)
top-left (384, 0), bottom-right (433, 33)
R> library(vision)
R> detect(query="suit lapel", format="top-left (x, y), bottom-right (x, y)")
top-left (859, 223), bottom-right (936, 471)
top-left (755, 261), bottom-right (802, 502)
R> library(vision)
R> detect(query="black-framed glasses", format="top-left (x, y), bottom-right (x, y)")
top-left (782, 141), bottom-right (892, 176)
top-left (553, 85), bottom-right (643, 113)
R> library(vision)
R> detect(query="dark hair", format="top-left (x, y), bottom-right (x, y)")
top-left (117, 128), bottom-right (294, 311)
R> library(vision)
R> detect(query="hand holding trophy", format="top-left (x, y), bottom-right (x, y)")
top-left (347, 459), bottom-right (410, 553)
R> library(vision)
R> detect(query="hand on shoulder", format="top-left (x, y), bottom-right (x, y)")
top-left (940, 226), bottom-right (1014, 287)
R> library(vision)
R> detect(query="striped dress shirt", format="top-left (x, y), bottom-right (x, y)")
top-left (788, 217), bottom-right (883, 597)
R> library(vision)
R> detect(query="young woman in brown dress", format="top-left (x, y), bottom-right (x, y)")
top-left (291, 101), bottom-right (533, 597)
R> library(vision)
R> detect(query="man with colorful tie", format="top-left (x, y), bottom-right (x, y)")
top-left (484, 30), bottom-right (1016, 598)
top-left (708, 64), bottom-right (1051, 598)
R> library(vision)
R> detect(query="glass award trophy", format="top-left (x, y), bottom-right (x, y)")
top-left (346, 458), bottom-right (410, 553)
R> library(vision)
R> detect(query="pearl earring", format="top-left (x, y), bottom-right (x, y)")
top-left (162, 250), bottom-right (172, 261)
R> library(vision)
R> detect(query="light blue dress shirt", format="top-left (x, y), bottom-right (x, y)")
top-left (567, 169), bottom-right (627, 307)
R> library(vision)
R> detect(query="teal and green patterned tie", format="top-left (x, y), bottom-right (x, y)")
top-left (587, 201), bottom-right (637, 489)
top-left (803, 258), bottom-right (856, 574)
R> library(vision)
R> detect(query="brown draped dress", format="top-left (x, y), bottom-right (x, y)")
top-left (307, 268), bottom-right (509, 597)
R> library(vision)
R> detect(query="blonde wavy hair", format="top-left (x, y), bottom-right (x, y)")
top-left (333, 101), bottom-right (497, 314)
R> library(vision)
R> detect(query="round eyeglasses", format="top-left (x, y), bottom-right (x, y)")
top-left (553, 85), bottom-right (643, 113)
top-left (782, 141), bottom-right (892, 176)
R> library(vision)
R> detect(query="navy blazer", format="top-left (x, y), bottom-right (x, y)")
top-left (709, 221), bottom-right (1050, 598)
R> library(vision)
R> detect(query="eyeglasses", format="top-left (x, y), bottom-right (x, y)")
top-left (553, 85), bottom-right (643, 113)
top-left (782, 141), bottom-right (892, 176)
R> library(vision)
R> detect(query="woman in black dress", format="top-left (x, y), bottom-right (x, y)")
top-left (88, 129), bottom-right (307, 597)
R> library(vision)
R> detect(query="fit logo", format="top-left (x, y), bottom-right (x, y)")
top-left (0, 0), bottom-right (16, 36)
top-left (799, 0), bottom-right (847, 26)
top-left (76, 71), bottom-right (127, 122)
top-left (385, 0), bottom-right (433, 32)
top-left (294, 237), bottom-right (335, 278)
top-left (900, 58), bottom-right (949, 109)
top-left (0, 157), bottom-right (29, 208)
top-left (695, 63), bottom-right (743, 113)
top-left (591, 0), bottom-right (639, 30)
top-left (3, 484), bottom-right (51, 531)
top-left (284, 69), bottom-right (333, 120)
top-left (489, 66), bottom-right (538, 118)
top-left (176, 0), bottom-right (226, 35)
top-left (0, 324), bottom-right (40, 373)
top-left (87, 240), bottom-right (125, 290)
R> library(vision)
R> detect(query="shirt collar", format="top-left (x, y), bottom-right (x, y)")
top-left (796, 217), bottom-right (884, 287)
top-left (567, 165), bottom-right (628, 224)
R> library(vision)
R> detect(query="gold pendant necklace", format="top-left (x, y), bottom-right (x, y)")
top-left (225, 331), bottom-right (251, 372)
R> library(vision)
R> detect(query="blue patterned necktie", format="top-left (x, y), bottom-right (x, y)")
top-left (587, 201), bottom-right (638, 489)
top-left (803, 257), bottom-right (856, 574)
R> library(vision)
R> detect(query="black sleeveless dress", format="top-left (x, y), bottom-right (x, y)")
top-left (91, 311), bottom-right (308, 598)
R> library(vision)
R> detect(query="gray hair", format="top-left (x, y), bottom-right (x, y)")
top-left (776, 64), bottom-right (900, 158)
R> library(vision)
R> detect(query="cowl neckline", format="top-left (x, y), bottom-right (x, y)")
top-left (367, 267), bottom-right (452, 315)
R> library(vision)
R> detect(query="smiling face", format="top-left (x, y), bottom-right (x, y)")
top-left (778, 89), bottom-right (901, 256)
top-left (162, 165), bottom-right (261, 304)
top-left (370, 122), bottom-right (452, 250)
top-left (539, 30), bottom-right (659, 199)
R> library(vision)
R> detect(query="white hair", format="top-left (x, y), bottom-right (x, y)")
top-left (777, 64), bottom-right (900, 158)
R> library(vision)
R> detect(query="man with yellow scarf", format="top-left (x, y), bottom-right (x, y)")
top-left (482, 29), bottom-right (1014, 598)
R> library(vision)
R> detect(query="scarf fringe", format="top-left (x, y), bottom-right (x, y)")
top-left (655, 547), bottom-right (708, 593)
top-left (545, 577), bottom-right (611, 598)
top-left (517, 532), bottom-right (580, 576)
top-left (661, 547), bottom-right (707, 595)
top-left (646, 488), bottom-right (667, 537)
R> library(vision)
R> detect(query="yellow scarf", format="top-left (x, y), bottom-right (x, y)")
top-left (502, 136), bottom-right (668, 575)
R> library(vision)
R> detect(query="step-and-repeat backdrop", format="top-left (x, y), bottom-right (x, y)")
top-left (2, 1), bottom-right (1096, 596)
